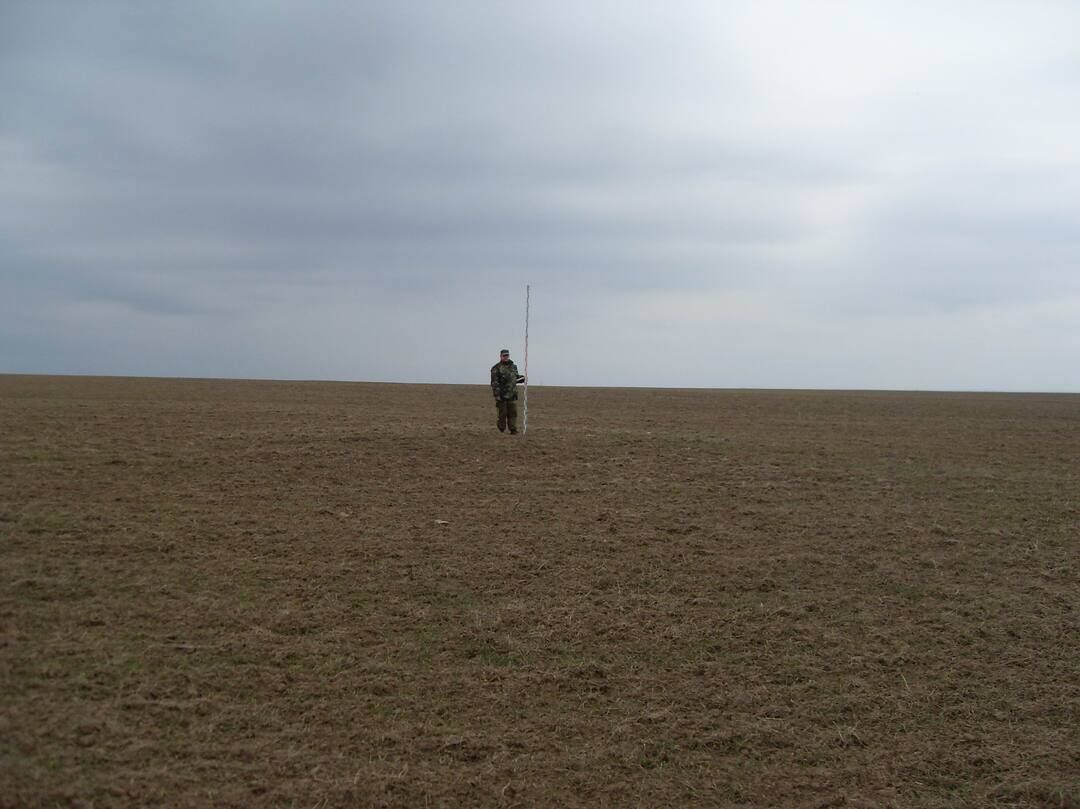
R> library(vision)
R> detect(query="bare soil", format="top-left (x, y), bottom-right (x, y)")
top-left (2, 375), bottom-right (1078, 808)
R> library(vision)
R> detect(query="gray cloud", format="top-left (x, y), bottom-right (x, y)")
top-left (3, 1), bottom-right (1080, 389)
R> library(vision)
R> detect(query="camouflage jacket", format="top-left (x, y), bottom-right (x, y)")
top-left (490, 360), bottom-right (524, 401)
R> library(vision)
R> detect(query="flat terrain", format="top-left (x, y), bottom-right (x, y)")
top-left (2, 375), bottom-right (1077, 809)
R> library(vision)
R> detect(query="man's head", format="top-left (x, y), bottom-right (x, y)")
top-left (500, 349), bottom-right (510, 362)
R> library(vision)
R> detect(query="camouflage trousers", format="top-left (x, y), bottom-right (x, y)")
top-left (495, 399), bottom-right (519, 434)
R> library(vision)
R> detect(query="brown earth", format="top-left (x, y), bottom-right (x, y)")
top-left (1, 374), bottom-right (1078, 809)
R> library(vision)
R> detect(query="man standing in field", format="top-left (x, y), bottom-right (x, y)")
top-left (491, 348), bottom-right (526, 434)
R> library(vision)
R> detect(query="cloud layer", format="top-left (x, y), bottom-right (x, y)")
top-left (3, 1), bottom-right (1079, 390)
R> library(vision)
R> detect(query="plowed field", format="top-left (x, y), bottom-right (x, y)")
top-left (2, 375), bottom-right (1078, 808)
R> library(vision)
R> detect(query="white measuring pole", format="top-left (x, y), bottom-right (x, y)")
top-left (523, 284), bottom-right (530, 435)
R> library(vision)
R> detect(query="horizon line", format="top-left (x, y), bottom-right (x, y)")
top-left (2, 371), bottom-right (1077, 397)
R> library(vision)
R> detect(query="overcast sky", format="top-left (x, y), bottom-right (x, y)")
top-left (3, 2), bottom-right (1079, 390)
